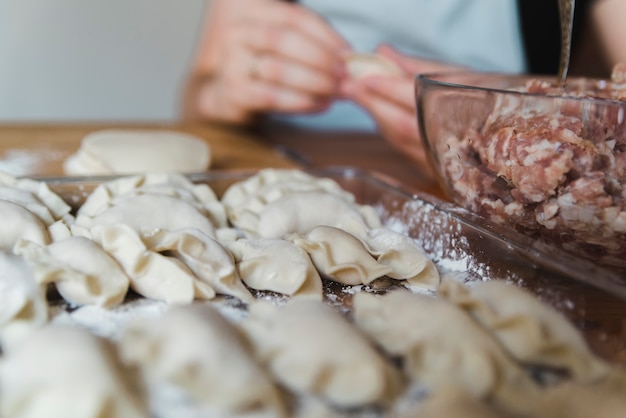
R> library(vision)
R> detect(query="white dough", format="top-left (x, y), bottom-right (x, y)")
top-left (75, 193), bottom-right (217, 238)
top-left (14, 237), bottom-right (130, 308)
top-left (0, 252), bottom-right (48, 352)
top-left (242, 299), bottom-right (402, 408)
top-left (120, 304), bottom-right (286, 416)
top-left (360, 227), bottom-right (440, 290)
top-left (90, 224), bottom-right (214, 304)
top-left (291, 225), bottom-right (393, 285)
top-left (0, 325), bottom-right (149, 418)
top-left (142, 228), bottom-right (254, 303)
top-left (226, 238), bottom-right (323, 299)
top-left (63, 129), bottom-right (211, 175)
top-left (0, 200), bottom-right (50, 250)
top-left (344, 53), bottom-right (404, 79)
top-left (221, 169), bottom-right (382, 238)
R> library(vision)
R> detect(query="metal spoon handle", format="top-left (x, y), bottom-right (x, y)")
top-left (557, 0), bottom-right (575, 86)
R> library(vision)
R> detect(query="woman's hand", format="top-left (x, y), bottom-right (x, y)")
top-left (341, 45), bottom-right (461, 170)
top-left (185, 0), bottom-right (349, 124)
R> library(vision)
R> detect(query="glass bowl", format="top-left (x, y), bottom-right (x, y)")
top-left (415, 71), bottom-right (626, 270)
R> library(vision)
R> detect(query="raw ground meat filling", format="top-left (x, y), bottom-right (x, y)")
top-left (442, 65), bottom-right (626, 267)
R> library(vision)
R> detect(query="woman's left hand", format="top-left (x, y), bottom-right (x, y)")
top-left (341, 45), bottom-right (460, 172)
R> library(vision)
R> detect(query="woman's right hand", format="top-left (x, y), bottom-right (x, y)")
top-left (186, 0), bottom-right (349, 124)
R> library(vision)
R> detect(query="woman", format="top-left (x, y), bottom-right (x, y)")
top-left (184, 0), bottom-right (626, 168)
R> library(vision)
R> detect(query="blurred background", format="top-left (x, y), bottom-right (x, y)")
top-left (0, 0), bottom-right (208, 122)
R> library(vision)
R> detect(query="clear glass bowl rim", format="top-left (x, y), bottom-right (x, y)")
top-left (415, 71), bottom-right (626, 107)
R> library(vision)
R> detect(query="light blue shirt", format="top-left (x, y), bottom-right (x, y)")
top-left (276, 0), bottom-right (526, 131)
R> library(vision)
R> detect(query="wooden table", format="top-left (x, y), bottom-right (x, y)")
top-left (0, 121), bottom-right (625, 366)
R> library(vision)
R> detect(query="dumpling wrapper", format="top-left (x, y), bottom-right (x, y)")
top-left (221, 168), bottom-right (381, 238)
top-left (141, 228), bottom-right (254, 303)
top-left (221, 168), bottom-right (356, 222)
top-left (75, 193), bottom-right (217, 238)
top-left (0, 171), bottom-right (73, 225)
top-left (234, 191), bottom-right (381, 239)
top-left (0, 200), bottom-right (50, 250)
top-left (0, 325), bottom-right (148, 418)
top-left (120, 304), bottom-right (286, 416)
top-left (358, 227), bottom-right (440, 290)
top-left (77, 172), bottom-right (227, 229)
top-left (14, 237), bottom-right (130, 308)
top-left (0, 252), bottom-right (48, 352)
top-left (90, 224), bottom-right (216, 304)
top-left (344, 52), bottom-right (404, 79)
top-left (291, 225), bottom-right (393, 285)
top-left (242, 299), bottom-right (403, 408)
top-left (439, 280), bottom-right (611, 382)
top-left (352, 291), bottom-right (541, 416)
top-left (226, 238), bottom-right (323, 299)
top-left (63, 129), bottom-right (211, 175)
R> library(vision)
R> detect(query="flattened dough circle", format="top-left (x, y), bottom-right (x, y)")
top-left (63, 129), bottom-right (211, 175)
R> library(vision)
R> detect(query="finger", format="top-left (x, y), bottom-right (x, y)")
top-left (359, 76), bottom-right (416, 111)
top-left (244, 0), bottom-right (349, 52)
top-left (242, 23), bottom-right (345, 76)
top-left (350, 86), bottom-right (422, 155)
top-left (253, 54), bottom-right (339, 96)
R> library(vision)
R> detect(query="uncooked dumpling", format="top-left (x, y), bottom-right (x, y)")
top-left (141, 228), bottom-right (254, 303)
top-left (0, 171), bottom-right (73, 225)
top-left (439, 280), bottom-right (611, 382)
top-left (221, 168), bottom-right (355, 219)
top-left (0, 252), bottom-right (48, 352)
top-left (226, 238), bottom-right (323, 299)
top-left (120, 304), bottom-right (286, 416)
top-left (63, 129), bottom-right (211, 175)
top-left (14, 237), bottom-right (130, 308)
top-left (90, 224), bottom-right (215, 304)
top-left (291, 225), bottom-right (393, 285)
top-left (75, 193), bottom-right (217, 238)
top-left (0, 200), bottom-right (50, 250)
top-left (78, 172), bottom-right (227, 229)
top-left (0, 325), bottom-right (149, 418)
top-left (221, 168), bottom-right (382, 237)
top-left (230, 191), bottom-right (379, 239)
top-left (352, 291), bottom-right (541, 416)
top-left (242, 299), bottom-right (402, 408)
top-left (359, 227), bottom-right (440, 290)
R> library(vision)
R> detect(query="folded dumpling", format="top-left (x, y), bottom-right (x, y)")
top-left (221, 168), bottom-right (356, 219)
top-left (0, 325), bottom-right (149, 418)
top-left (90, 224), bottom-right (215, 304)
top-left (75, 193), bottom-right (218, 238)
top-left (0, 171), bottom-right (73, 225)
top-left (352, 291), bottom-right (541, 416)
top-left (357, 227), bottom-right (440, 290)
top-left (14, 237), bottom-right (130, 307)
top-left (0, 200), bottom-right (50, 250)
top-left (77, 172), bottom-right (227, 229)
top-left (439, 280), bottom-right (611, 382)
top-left (141, 228), bottom-right (254, 303)
top-left (0, 252), bottom-right (48, 352)
top-left (221, 169), bottom-right (381, 238)
top-left (226, 238), bottom-right (323, 299)
top-left (291, 225), bottom-right (393, 285)
top-left (120, 304), bottom-right (286, 416)
top-left (241, 299), bottom-right (402, 408)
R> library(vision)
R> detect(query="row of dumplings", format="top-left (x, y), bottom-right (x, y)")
top-left (2, 279), bottom-right (624, 418)
top-left (0, 169), bottom-right (440, 350)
